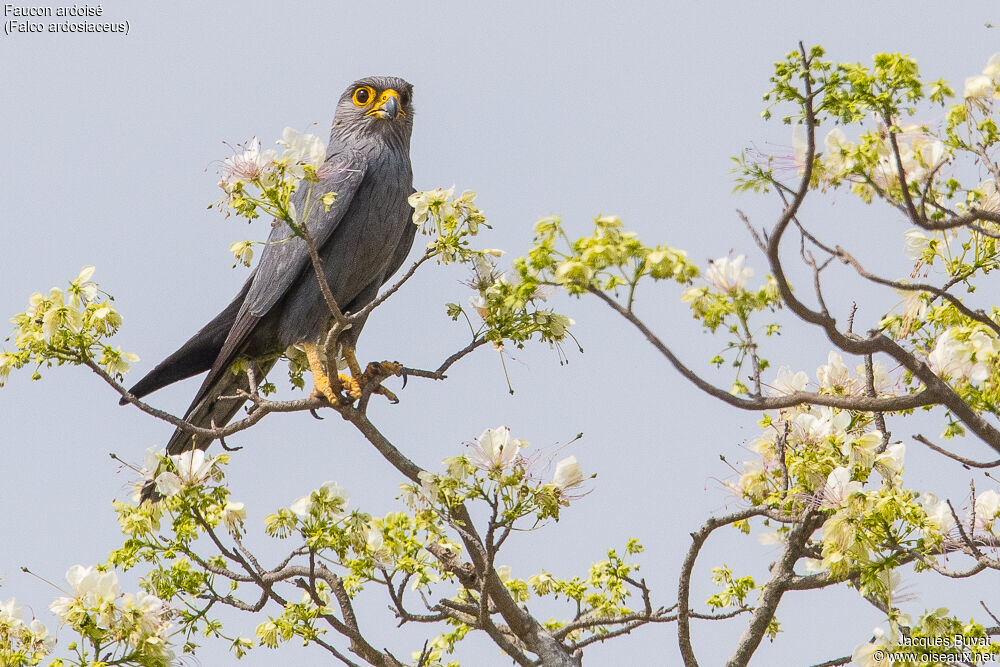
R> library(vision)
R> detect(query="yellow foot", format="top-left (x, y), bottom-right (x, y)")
top-left (304, 342), bottom-right (344, 404)
top-left (361, 361), bottom-right (404, 403)
top-left (343, 344), bottom-right (364, 379)
top-left (337, 372), bottom-right (361, 401)
top-left (309, 373), bottom-right (341, 404)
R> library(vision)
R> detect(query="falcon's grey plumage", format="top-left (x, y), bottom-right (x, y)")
top-left (124, 76), bottom-right (416, 461)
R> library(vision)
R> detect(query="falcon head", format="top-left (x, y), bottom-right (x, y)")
top-left (331, 76), bottom-right (414, 146)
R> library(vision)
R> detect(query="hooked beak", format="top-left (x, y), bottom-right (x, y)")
top-left (367, 89), bottom-right (404, 119)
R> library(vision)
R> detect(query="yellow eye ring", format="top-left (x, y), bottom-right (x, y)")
top-left (352, 86), bottom-right (375, 106)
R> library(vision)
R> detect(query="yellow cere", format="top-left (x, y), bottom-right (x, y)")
top-left (366, 89), bottom-right (406, 118)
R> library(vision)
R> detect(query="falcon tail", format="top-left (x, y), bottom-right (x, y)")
top-left (139, 356), bottom-right (277, 501)
top-left (121, 273), bottom-right (255, 405)
top-left (165, 356), bottom-right (279, 455)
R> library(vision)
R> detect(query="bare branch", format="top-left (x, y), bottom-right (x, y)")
top-left (726, 511), bottom-right (824, 667)
top-left (864, 354), bottom-right (890, 453)
top-left (588, 288), bottom-right (936, 414)
top-left (834, 246), bottom-right (1000, 337)
top-left (884, 115), bottom-right (921, 224)
top-left (403, 337), bottom-right (490, 381)
top-left (914, 434), bottom-right (1000, 469)
top-left (677, 507), bottom-right (767, 667)
top-left (809, 656), bottom-right (852, 667)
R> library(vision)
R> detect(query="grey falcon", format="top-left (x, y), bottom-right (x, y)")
top-left (123, 75), bottom-right (417, 460)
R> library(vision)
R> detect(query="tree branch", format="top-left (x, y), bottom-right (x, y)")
top-left (677, 507), bottom-right (767, 667)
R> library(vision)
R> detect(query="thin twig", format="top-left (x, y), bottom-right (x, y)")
top-left (913, 434), bottom-right (1000, 469)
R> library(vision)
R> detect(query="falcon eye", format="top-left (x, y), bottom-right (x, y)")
top-left (352, 86), bottom-right (374, 106)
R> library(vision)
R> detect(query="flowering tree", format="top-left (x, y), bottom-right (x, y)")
top-left (4, 43), bottom-right (1000, 667)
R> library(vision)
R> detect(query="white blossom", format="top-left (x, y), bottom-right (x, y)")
top-left (822, 128), bottom-right (854, 175)
top-left (468, 293), bottom-right (488, 318)
top-left (792, 125), bottom-right (808, 174)
top-left (0, 600), bottom-right (55, 658)
top-left (984, 53), bottom-right (1000, 82)
top-left (928, 331), bottom-right (967, 379)
top-left (822, 512), bottom-right (857, 554)
top-left (134, 447), bottom-right (167, 500)
top-left (471, 253), bottom-right (497, 284)
top-left (802, 558), bottom-right (825, 573)
top-left (154, 471), bottom-right (183, 497)
top-left (872, 129), bottom-right (946, 187)
top-left (50, 565), bottom-right (121, 627)
top-left (821, 467), bottom-right (862, 508)
top-left (408, 187), bottom-right (455, 229)
top-left (772, 366), bottom-right (808, 395)
top-left (0, 597), bottom-right (24, 628)
top-left (974, 179), bottom-right (1000, 212)
top-left (855, 360), bottom-right (892, 394)
top-left (467, 426), bottom-right (523, 473)
top-left (903, 228), bottom-right (929, 260)
top-left (222, 136), bottom-right (277, 182)
top-left (173, 449), bottom-right (212, 483)
top-left (817, 351), bottom-right (851, 390)
top-left (27, 618), bottom-right (55, 651)
top-left (416, 470), bottom-right (439, 505)
top-left (737, 459), bottom-right (767, 498)
top-left (69, 265), bottom-right (98, 308)
top-left (791, 407), bottom-right (851, 442)
top-left (290, 481), bottom-right (350, 519)
top-left (100, 346), bottom-right (140, 377)
top-left (894, 287), bottom-right (927, 328)
top-left (0, 351), bottom-right (13, 387)
top-left (289, 495), bottom-right (312, 517)
top-left (964, 74), bottom-right (993, 100)
top-left (230, 240), bottom-right (254, 267)
top-left (119, 590), bottom-right (170, 637)
top-left (920, 493), bottom-right (956, 536)
top-left (277, 127), bottom-right (326, 175)
top-left (40, 288), bottom-right (83, 339)
top-left (842, 431), bottom-right (881, 470)
top-left (705, 255), bottom-right (753, 293)
top-left (912, 134), bottom-right (945, 177)
top-left (154, 449), bottom-right (213, 496)
top-left (874, 442), bottom-right (905, 479)
top-left (852, 630), bottom-right (890, 667)
top-left (974, 489), bottom-right (1000, 531)
top-left (552, 456), bottom-right (584, 491)
top-left (222, 501), bottom-right (247, 534)
top-left (554, 260), bottom-right (594, 287)
top-left (365, 527), bottom-right (385, 553)
top-left (928, 329), bottom-right (999, 385)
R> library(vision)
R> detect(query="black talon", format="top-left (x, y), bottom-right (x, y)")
top-left (400, 366), bottom-right (408, 389)
top-left (310, 408), bottom-right (324, 420)
top-left (219, 436), bottom-right (243, 452)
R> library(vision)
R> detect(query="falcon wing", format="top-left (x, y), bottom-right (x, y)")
top-left (244, 149), bottom-right (368, 317)
top-left (167, 149), bottom-right (368, 451)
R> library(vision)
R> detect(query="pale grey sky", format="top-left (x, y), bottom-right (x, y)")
top-left (2, 1), bottom-right (999, 665)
